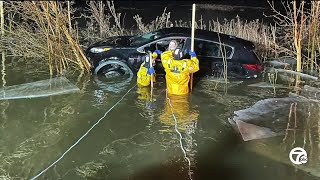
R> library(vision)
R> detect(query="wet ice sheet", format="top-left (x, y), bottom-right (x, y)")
top-left (0, 76), bottom-right (80, 100)
top-left (198, 77), bottom-right (244, 92)
top-left (266, 60), bottom-right (291, 67)
top-left (229, 95), bottom-right (319, 140)
top-left (301, 85), bottom-right (320, 100)
top-left (230, 92), bottom-right (320, 177)
top-left (248, 82), bottom-right (289, 89)
top-left (233, 119), bottom-right (280, 141)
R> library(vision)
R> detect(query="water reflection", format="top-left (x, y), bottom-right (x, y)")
top-left (281, 101), bottom-right (320, 171)
top-left (0, 67), bottom-right (94, 179)
top-left (163, 94), bottom-right (199, 179)
top-left (155, 90), bottom-right (200, 179)
top-left (93, 70), bottom-right (134, 94)
top-left (160, 94), bottom-right (199, 131)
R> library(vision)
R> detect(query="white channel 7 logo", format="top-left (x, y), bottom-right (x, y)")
top-left (289, 147), bottom-right (308, 165)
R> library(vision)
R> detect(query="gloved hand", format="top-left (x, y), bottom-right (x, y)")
top-left (147, 67), bottom-right (155, 75)
top-left (155, 50), bottom-right (162, 55)
top-left (189, 50), bottom-right (196, 57)
top-left (142, 55), bottom-right (151, 68)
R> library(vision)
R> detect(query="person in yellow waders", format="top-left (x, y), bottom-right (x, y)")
top-left (159, 48), bottom-right (200, 132)
top-left (137, 39), bottom-right (179, 87)
top-left (136, 52), bottom-right (157, 87)
top-left (161, 48), bottom-right (199, 95)
top-left (136, 52), bottom-right (158, 109)
top-left (136, 40), bottom-right (179, 107)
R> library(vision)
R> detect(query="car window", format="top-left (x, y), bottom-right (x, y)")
top-left (156, 38), bottom-right (186, 51)
top-left (137, 37), bottom-right (187, 53)
top-left (194, 39), bottom-right (233, 58)
top-left (130, 31), bottom-right (163, 46)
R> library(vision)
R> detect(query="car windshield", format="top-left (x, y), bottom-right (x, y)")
top-left (130, 30), bottom-right (163, 46)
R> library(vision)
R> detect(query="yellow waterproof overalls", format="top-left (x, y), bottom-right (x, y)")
top-left (160, 50), bottom-right (199, 95)
top-left (137, 52), bottom-right (158, 87)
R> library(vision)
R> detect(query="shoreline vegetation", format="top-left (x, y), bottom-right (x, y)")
top-left (0, 1), bottom-right (319, 79)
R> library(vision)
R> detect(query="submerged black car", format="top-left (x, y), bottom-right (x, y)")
top-left (86, 27), bottom-right (262, 83)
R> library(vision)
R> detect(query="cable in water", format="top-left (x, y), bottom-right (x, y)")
top-left (30, 84), bottom-right (137, 180)
top-left (165, 90), bottom-right (193, 180)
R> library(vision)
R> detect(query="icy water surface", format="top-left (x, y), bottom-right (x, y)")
top-left (0, 59), bottom-right (319, 180)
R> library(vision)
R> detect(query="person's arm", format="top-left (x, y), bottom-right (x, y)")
top-left (151, 52), bottom-right (158, 59)
top-left (188, 51), bottom-right (199, 73)
top-left (160, 50), bottom-right (172, 70)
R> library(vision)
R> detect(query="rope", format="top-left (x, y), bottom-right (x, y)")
top-left (165, 90), bottom-right (192, 180)
top-left (30, 84), bottom-right (137, 180)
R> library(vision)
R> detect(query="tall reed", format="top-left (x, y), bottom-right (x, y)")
top-left (1, 1), bottom-right (91, 75)
top-left (133, 8), bottom-right (172, 34)
top-left (267, 1), bottom-right (320, 74)
top-left (80, 1), bottom-right (126, 47)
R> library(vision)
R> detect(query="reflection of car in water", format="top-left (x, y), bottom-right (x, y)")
top-left (86, 27), bottom-right (263, 88)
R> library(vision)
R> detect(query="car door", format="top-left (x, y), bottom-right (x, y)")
top-left (183, 38), bottom-right (213, 77)
top-left (137, 37), bottom-right (188, 75)
top-left (185, 38), bottom-right (234, 77)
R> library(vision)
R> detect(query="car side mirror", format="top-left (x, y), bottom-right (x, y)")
top-left (137, 46), bottom-right (150, 53)
top-left (137, 47), bottom-right (143, 53)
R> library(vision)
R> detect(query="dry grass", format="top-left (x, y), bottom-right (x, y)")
top-left (172, 15), bottom-right (281, 62)
top-left (80, 1), bottom-right (127, 47)
top-left (266, 1), bottom-right (320, 73)
top-left (1, 1), bottom-right (91, 75)
top-left (210, 17), bottom-right (279, 62)
top-left (133, 8), bottom-right (172, 34)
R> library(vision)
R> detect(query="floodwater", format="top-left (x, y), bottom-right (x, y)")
top-left (0, 57), bottom-right (319, 180)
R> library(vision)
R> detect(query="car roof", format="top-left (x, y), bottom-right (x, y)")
top-left (157, 27), bottom-right (255, 49)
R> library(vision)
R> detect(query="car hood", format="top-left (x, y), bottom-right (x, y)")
top-left (92, 36), bottom-right (134, 47)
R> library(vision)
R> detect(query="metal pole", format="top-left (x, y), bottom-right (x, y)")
top-left (190, 4), bottom-right (196, 92)
top-left (149, 52), bottom-right (154, 100)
